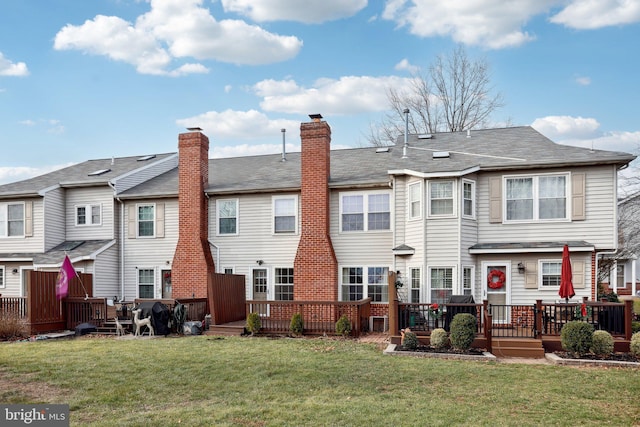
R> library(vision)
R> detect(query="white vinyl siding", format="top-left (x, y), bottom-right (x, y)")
top-left (66, 187), bottom-right (114, 240)
top-left (44, 188), bottom-right (65, 250)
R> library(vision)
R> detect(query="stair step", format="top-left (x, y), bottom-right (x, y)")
top-left (492, 338), bottom-right (545, 358)
top-left (205, 325), bottom-right (245, 336)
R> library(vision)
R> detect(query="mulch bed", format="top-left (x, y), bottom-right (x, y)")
top-left (553, 351), bottom-right (639, 363)
top-left (397, 345), bottom-right (486, 355)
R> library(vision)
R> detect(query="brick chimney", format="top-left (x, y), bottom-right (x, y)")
top-left (172, 130), bottom-right (215, 298)
top-left (294, 114), bottom-right (338, 300)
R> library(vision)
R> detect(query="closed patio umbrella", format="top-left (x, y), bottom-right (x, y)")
top-left (558, 244), bottom-right (575, 302)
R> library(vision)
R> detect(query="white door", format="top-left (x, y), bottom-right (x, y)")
top-left (482, 262), bottom-right (510, 323)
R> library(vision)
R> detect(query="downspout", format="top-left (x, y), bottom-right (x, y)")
top-left (108, 181), bottom-right (126, 300)
top-left (204, 193), bottom-right (219, 272)
top-left (457, 180), bottom-right (462, 295)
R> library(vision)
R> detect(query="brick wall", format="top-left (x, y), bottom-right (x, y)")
top-left (293, 117), bottom-right (338, 301)
top-left (172, 131), bottom-right (215, 298)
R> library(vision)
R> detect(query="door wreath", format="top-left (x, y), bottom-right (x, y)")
top-left (487, 269), bottom-right (505, 289)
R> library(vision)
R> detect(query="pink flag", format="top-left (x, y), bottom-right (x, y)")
top-left (56, 255), bottom-right (76, 300)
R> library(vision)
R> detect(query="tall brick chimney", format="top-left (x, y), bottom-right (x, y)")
top-left (294, 114), bottom-right (338, 300)
top-left (172, 130), bottom-right (215, 298)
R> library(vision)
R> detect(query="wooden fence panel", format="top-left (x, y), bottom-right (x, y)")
top-left (208, 273), bottom-right (246, 325)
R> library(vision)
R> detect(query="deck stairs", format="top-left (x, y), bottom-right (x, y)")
top-left (204, 320), bottom-right (246, 336)
top-left (491, 338), bottom-right (545, 358)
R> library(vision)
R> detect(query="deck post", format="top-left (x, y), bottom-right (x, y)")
top-left (535, 299), bottom-right (543, 339)
top-left (388, 271), bottom-right (399, 335)
top-left (624, 299), bottom-right (633, 341)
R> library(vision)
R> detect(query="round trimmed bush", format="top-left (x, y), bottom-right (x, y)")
top-left (290, 313), bottom-right (304, 336)
top-left (430, 328), bottom-right (448, 349)
top-left (630, 332), bottom-right (640, 357)
top-left (335, 314), bottom-right (352, 337)
top-left (246, 312), bottom-right (261, 336)
top-left (402, 331), bottom-right (419, 350)
top-left (560, 321), bottom-right (594, 356)
top-left (590, 330), bottom-right (614, 356)
top-left (449, 313), bottom-right (476, 351)
top-left (632, 321), bottom-right (640, 334)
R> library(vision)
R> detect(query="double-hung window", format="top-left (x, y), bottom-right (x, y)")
top-left (138, 268), bottom-right (155, 298)
top-left (463, 266), bottom-right (474, 296)
top-left (274, 267), bottom-right (294, 301)
top-left (0, 203), bottom-right (25, 237)
top-left (540, 261), bottom-right (562, 288)
top-left (76, 204), bottom-right (101, 226)
top-left (273, 196), bottom-right (297, 234)
top-left (217, 199), bottom-right (238, 235)
top-left (340, 191), bottom-right (390, 232)
top-left (462, 180), bottom-right (475, 218)
top-left (429, 181), bottom-right (454, 216)
top-left (410, 267), bottom-right (421, 303)
top-left (430, 267), bottom-right (453, 305)
top-left (341, 266), bottom-right (389, 303)
top-left (0, 266), bottom-right (4, 288)
top-left (505, 174), bottom-right (568, 221)
top-left (137, 205), bottom-right (155, 237)
top-left (408, 182), bottom-right (422, 220)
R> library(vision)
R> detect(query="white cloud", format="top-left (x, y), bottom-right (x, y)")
top-left (0, 52), bottom-right (29, 76)
top-left (550, 0), bottom-right (640, 29)
top-left (0, 164), bottom-right (74, 186)
top-left (176, 109), bottom-right (300, 140)
top-left (220, 0), bottom-right (367, 23)
top-left (19, 119), bottom-right (36, 126)
top-left (575, 76), bottom-right (591, 86)
top-left (255, 75), bottom-right (412, 115)
top-left (18, 118), bottom-right (65, 134)
top-left (394, 58), bottom-right (419, 74)
top-left (382, 0), bottom-right (557, 49)
top-left (212, 142), bottom-right (300, 158)
top-left (532, 115), bottom-right (601, 140)
top-left (53, 0), bottom-right (302, 75)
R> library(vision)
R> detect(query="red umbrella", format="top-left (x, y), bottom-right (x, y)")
top-left (558, 244), bottom-right (575, 302)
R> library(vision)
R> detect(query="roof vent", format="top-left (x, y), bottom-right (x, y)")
top-left (433, 151), bottom-right (450, 159)
top-left (376, 147), bottom-right (390, 153)
top-left (137, 155), bottom-right (156, 162)
top-left (88, 168), bottom-right (111, 176)
top-left (418, 134), bottom-right (432, 139)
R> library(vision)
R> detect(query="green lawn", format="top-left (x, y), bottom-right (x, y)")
top-left (0, 336), bottom-right (638, 426)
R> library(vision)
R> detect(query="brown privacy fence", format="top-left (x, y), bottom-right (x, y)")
top-left (208, 273), bottom-right (246, 325)
top-left (246, 299), bottom-right (371, 337)
top-left (28, 271), bottom-right (93, 334)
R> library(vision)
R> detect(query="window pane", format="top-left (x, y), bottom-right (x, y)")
top-left (274, 198), bottom-right (295, 216)
top-left (342, 213), bottom-right (363, 231)
top-left (539, 176), bottom-right (566, 219)
top-left (430, 182), bottom-right (453, 215)
top-left (463, 182), bottom-right (474, 216)
top-left (218, 200), bottom-right (237, 217)
top-left (410, 268), bottom-right (420, 303)
top-left (0, 208), bottom-right (5, 237)
top-left (430, 268), bottom-right (453, 305)
top-left (219, 218), bottom-right (236, 234)
top-left (275, 197), bottom-right (296, 233)
top-left (91, 205), bottom-right (101, 224)
top-left (368, 212), bottom-right (390, 230)
top-left (8, 204), bottom-right (24, 236)
top-left (342, 195), bottom-right (363, 213)
top-left (77, 207), bottom-right (86, 225)
top-left (506, 178), bottom-right (533, 220)
top-left (342, 267), bottom-right (363, 301)
top-left (409, 183), bottom-right (421, 218)
top-left (138, 269), bottom-right (154, 298)
top-left (368, 194), bottom-right (390, 230)
top-left (275, 267), bottom-right (294, 301)
top-left (275, 216), bottom-right (295, 233)
top-left (138, 205), bottom-right (155, 237)
top-left (542, 262), bottom-right (561, 287)
top-left (367, 267), bottom-right (388, 303)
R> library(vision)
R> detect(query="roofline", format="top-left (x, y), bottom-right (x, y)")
top-left (469, 244), bottom-right (595, 254)
top-left (387, 166), bottom-right (480, 178)
top-left (0, 257), bottom-right (34, 262)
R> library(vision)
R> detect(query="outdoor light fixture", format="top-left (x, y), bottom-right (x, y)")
top-left (256, 260), bottom-right (264, 265)
top-left (12, 268), bottom-right (18, 274)
top-left (517, 262), bottom-right (526, 274)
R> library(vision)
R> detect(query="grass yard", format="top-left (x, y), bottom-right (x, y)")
top-left (0, 335), bottom-right (639, 426)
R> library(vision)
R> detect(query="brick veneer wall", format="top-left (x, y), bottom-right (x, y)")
top-left (172, 131), bottom-right (215, 298)
top-left (293, 118), bottom-right (338, 301)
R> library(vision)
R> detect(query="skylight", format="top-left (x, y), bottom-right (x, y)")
top-left (137, 155), bottom-right (156, 161)
top-left (88, 168), bottom-right (111, 176)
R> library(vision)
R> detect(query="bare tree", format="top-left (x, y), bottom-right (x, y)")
top-left (367, 46), bottom-right (504, 146)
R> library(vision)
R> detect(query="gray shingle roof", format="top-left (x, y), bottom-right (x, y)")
top-left (0, 240), bottom-right (114, 264)
top-left (0, 153), bottom-right (176, 198)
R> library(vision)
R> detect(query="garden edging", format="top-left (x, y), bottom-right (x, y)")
top-left (383, 343), bottom-right (497, 361)
top-left (544, 353), bottom-right (640, 368)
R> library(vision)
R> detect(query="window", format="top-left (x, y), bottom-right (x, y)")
top-left (341, 266), bottom-right (388, 302)
top-left (408, 182), bottom-right (422, 220)
top-left (410, 268), bottom-right (421, 303)
top-left (275, 267), bottom-right (294, 301)
top-left (430, 267), bottom-right (453, 305)
top-left (505, 174), bottom-right (568, 221)
top-left (429, 181), bottom-right (454, 216)
top-left (76, 204), bottom-right (101, 226)
top-left (223, 267), bottom-right (234, 274)
top-left (0, 203), bottom-right (24, 237)
top-left (137, 205), bottom-right (155, 237)
top-left (463, 266), bottom-right (474, 296)
top-left (462, 180), bottom-right (475, 218)
top-left (340, 191), bottom-right (390, 232)
top-left (138, 268), bottom-right (155, 298)
top-left (540, 261), bottom-right (561, 287)
top-left (616, 265), bottom-right (626, 288)
top-left (0, 266), bottom-right (4, 288)
top-left (273, 196), bottom-right (297, 234)
top-left (217, 199), bottom-right (238, 235)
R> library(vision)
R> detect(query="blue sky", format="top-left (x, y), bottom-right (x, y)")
top-left (1, 0), bottom-right (639, 186)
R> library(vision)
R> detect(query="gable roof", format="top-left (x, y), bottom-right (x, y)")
top-left (0, 153), bottom-right (177, 198)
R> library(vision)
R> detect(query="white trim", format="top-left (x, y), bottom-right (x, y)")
top-left (216, 198), bottom-right (239, 236)
top-left (503, 172), bottom-right (571, 224)
top-left (407, 181), bottom-right (422, 221)
top-left (136, 203), bottom-right (156, 238)
top-left (272, 195), bottom-right (298, 235)
top-left (0, 201), bottom-right (25, 238)
top-left (469, 245), bottom-right (595, 254)
top-left (462, 179), bottom-right (476, 219)
top-left (136, 267), bottom-right (156, 299)
top-left (339, 190), bottom-right (392, 233)
top-left (426, 265), bottom-right (457, 304)
top-left (388, 165), bottom-right (480, 178)
top-left (427, 180), bottom-right (456, 218)
top-left (339, 265), bottom-right (391, 303)
top-left (0, 265), bottom-right (5, 289)
top-left (538, 259), bottom-right (562, 290)
top-left (75, 203), bottom-right (102, 226)
top-left (462, 265), bottom-right (475, 296)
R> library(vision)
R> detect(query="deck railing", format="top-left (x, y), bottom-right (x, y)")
top-left (398, 302), bottom-right (485, 334)
top-left (0, 296), bottom-right (27, 318)
top-left (246, 299), bottom-right (371, 337)
top-left (65, 298), bottom-right (108, 330)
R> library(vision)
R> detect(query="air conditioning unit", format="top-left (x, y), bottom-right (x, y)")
top-left (369, 315), bottom-right (388, 333)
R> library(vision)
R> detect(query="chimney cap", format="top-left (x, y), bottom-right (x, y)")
top-left (187, 127), bottom-right (202, 132)
top-left (309, 114), bottom-right (323, 122)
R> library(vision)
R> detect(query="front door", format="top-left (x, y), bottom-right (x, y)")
top-left (483, 262), bottom-right (509, 323)
top-left (161, 269), bottom-right (172, 299)
top-left (252, 268), bottom-right (268, 315)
